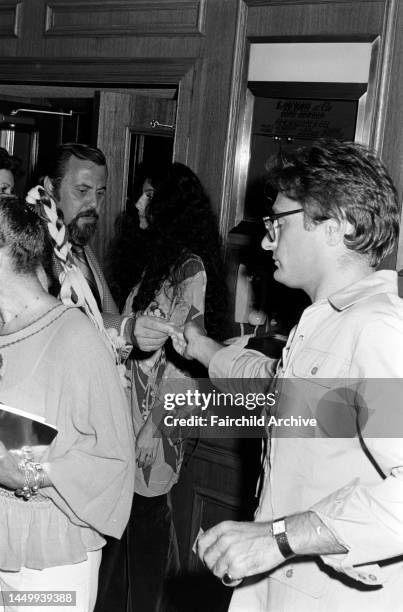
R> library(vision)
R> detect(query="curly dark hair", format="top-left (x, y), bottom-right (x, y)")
top-left (266, 139), bottom-right (399, 267)
top-left (108, 162), bottom-right (228, 340)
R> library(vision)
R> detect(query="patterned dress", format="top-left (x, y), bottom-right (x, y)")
top-left (123, 254), bottom-right (206, 496)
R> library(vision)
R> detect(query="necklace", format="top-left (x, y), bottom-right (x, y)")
top-left (0, 305), bottom-right (67, 382)
top-left (0, 304), bottom-right (66, 348)
top-left (0, 296), bottom-right (41, 333)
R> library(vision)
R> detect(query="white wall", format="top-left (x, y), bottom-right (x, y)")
top-left (248, 43), bottom-right (372, 83)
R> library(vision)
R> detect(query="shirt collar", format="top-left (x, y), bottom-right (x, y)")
top-left (328, 270), bottom-right (398, 311)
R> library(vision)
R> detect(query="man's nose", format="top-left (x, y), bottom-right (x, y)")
top-left (261, 234), bottom-right (278, 251)
top-left (89, 194), bottom-right (102, 211)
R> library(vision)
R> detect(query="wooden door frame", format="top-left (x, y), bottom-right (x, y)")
top-left (221, 0), bottom-right (401, 269)
top-left (0, 57), bottom-right (197, 165)
top-left (0, 57), bottom-right (196, 267)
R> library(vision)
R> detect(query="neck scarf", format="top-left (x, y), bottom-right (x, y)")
top-left (26, 185), bottom-right (118, 362)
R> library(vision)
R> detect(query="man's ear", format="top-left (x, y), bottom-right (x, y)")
top-left (324, 218), bottom-right (345, 246)
top-left (43, 176), bottom-right (55, 199)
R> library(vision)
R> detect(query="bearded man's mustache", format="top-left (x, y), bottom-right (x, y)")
top-left (75, 210), bottom-right (99, 223)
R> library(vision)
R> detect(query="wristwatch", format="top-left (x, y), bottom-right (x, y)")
top-left (272, 518), bottom-right (295, 559)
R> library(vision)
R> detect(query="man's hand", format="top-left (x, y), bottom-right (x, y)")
top-left (197, 513), bottom-right (347, 585)
top-left (168, 321), bottom-right (206, 359)
top-left (197, 520), bottom-right (284, 583)
top-left (169, 321), bottom-right (223, 368)
top-left (183, 322), bottom-right (208, 359)
top-left (133, 315), bottom-right (172, 352)
top-left (135, 419), bottom-right (159, 468)
top-left (0, 442), bottom-right (24, 489)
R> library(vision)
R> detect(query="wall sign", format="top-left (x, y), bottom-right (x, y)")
top-left (253, 97), bottom-right (358, 142)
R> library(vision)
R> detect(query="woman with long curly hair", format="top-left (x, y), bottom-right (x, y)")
top-left (107, 162), bottom-right (228, 611)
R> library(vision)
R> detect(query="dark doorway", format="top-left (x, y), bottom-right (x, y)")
top-left (0, 97), bottom-right (93, 196)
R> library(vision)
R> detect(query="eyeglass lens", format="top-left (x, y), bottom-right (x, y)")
top-left (264, 219), bottom-right (276, 242)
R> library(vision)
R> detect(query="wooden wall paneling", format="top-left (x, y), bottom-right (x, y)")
top-left (0, 0), bottom-right (21, 37)
top-left (172, 438), bottom-right (261, 567)
top-left (44, 0), bottom-right (206, 38)
top-left (172, 445), bottom-right (240, 571)
top-left (241, 0), bottom-right (403, 271)
top-left (0, 83), bottom-right (177, 99)
top-left (14, 0), bottom-right (45, 56)
top-left (188, 484), bottom-right (241, 566)
top-left (0, 0), bottom-right (21, 56)
top-left (94, 91), bottom-right (132, 266)
top-left (33, 37), bottom-right (202, 64)
top-left (246, 0), bottom-right (382, 6)
top-left (173, 66), bottom-right (195, 163)
top-left (94, 91), bottom-right (177, 264)
top-left (185, 0), bottom-right (241, 217)
top-left (219, 0), bottom-right (249, 245)
top-left (171, 470), bottom-right (241, 610)
top-left (14, 0), bottom-right (204, 59)
top-left (221, 0), bottom-right (395, 246)
top-left (0, 57), bottom-right (196, 83)
top-left (246, 1), bottom-right (385, 39)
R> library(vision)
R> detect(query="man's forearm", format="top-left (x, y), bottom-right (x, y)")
top-left (197, 511), bottom-right (348, 582)
top-left (286, 511), bottom-right (347, 556)
top-left (188, 335), bottom-right (223, 368)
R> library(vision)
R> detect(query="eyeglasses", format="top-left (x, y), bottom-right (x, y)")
top-left (262, 209), bottom-right (304, 242)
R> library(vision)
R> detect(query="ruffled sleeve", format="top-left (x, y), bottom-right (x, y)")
top-left (42, 315), bottom-right (135, 539)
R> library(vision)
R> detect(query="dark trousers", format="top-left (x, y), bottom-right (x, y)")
top-left (95, 493), bottom-right (179, 612)
top-left (94, 534), bottom-right (128, 612)
top-left (127, 492), bottom-right (180, 612)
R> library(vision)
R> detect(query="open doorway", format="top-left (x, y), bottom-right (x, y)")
top-left (0, 84), bottom-right (176, 197)
top-left (0, 83), bottom-right (177, 264)
top-left (0, 95), bottom-right (93, 197)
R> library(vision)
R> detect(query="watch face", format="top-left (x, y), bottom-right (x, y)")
top-left (272, 519), bottom-right (286, 536)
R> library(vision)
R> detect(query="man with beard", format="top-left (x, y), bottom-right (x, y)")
top-left (42, 143), bottom-right (172, 612)
top-left (43, 143), bottom-right (118, 314)
top-left (42, 143), bottom-right (171, 355)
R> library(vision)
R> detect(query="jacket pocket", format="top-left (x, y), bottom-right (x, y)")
top-left (289, 348), bottom-right (357, 438)
top-left (291, 348), bottom-right (349, 385)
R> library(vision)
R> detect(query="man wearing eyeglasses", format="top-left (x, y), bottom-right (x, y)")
top-left (150, 139), bottom-right (403, 611)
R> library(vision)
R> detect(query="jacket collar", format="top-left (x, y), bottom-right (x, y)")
top-left (328, 270), bottom-right (398, 311)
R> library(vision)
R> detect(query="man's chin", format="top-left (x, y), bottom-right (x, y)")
top-left (68, 221), bottom-right (97, 246)
top-left (274, 269), bottom-right (302, 290)
top-left (273, 267), bottom-right (282, 282)
top-left (274, 267), bottom-right (292, 287)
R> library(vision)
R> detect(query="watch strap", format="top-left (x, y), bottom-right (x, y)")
top-left (272, 518), bottom-right (295, 559)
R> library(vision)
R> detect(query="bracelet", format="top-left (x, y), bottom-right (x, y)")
top-left (15, 459), bottom-right (44, 501)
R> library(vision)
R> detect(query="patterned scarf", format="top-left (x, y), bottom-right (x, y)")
top-left (26, 185), bottom-right (119, 362)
